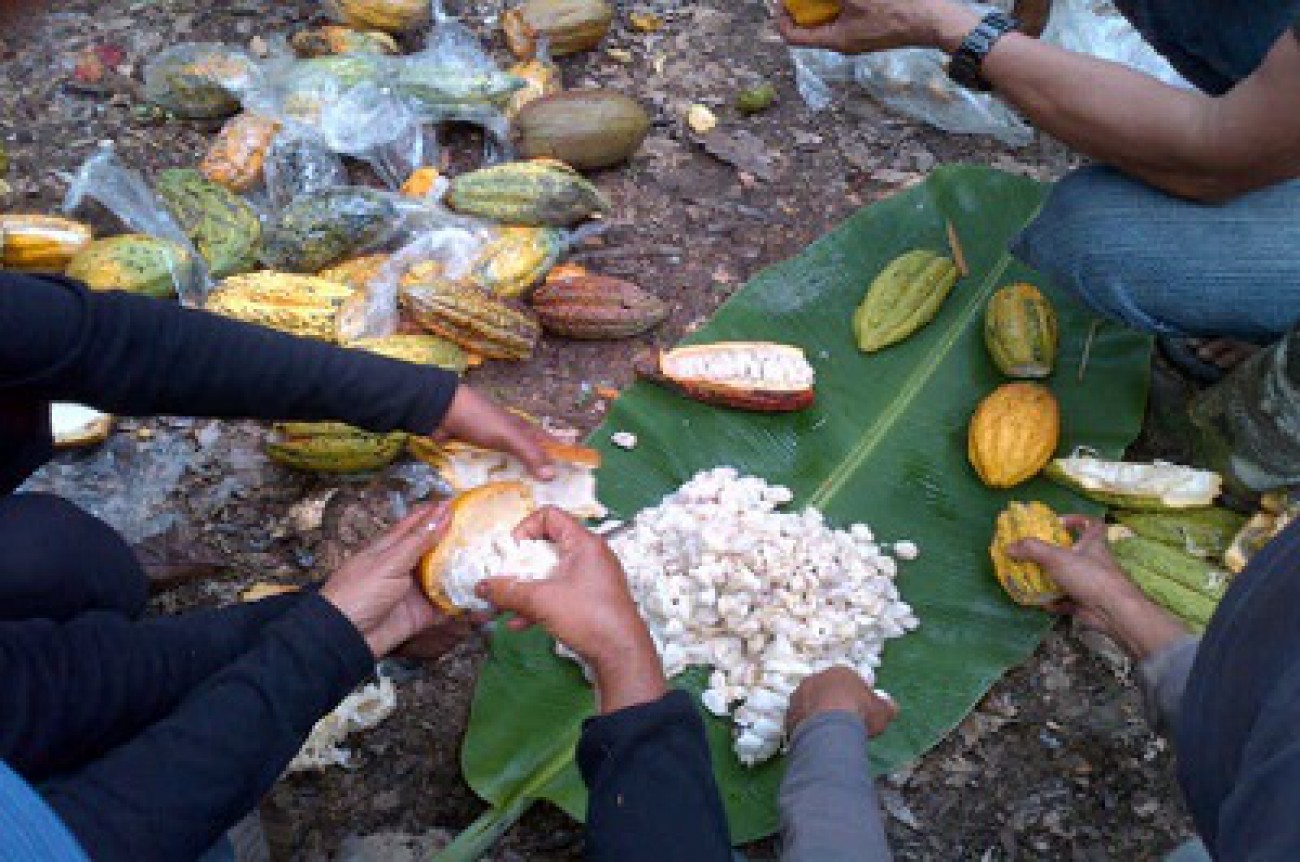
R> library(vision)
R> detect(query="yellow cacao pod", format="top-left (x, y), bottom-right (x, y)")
top-left (854, 249), bottom-right (959, 353)
top-left (444, 159), bottom-right (609, 227)
top-left (266, 422), bottom-right (407, 473)
top-left (64, 235), bottom-right (192, 299)
top-left (346, 333), bottom-right (470, 373)
top-left (968, 382), bottom-right (1060, 488)
top-left (206, 271), bottom-right (355, 342)
top-left (985, 283), bottom-right (1059, 379)
top-left (471, 227), bottom-right (569, 298)
top-left (989, 501), bottom-right (1070, 606)
top-left (0, 214), bottom-right (92, 270)
top-left (290, 25), bottom-right (400, 57)
top-left (200, 114), bottom-right (282, 193)
top-left (316, 254), bottom-right (392, 291)
top-left (505, 53), bottom-right (564, 121)
top-left (783, 0), bottom-right (840, 26)
top-left (502, 0), bottom-right (613, 59)
top-left (400, 278), bottom-right (541, 361)
top-left (325, 0), bottom-right (430, 34)
top-left (399, 168), bottom-right (442, 200)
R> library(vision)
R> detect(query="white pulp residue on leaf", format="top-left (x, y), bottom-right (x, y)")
top-left (290, 675), bottom-right (397, 773)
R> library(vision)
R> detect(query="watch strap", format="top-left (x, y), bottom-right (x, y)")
top-left (948, 11), bottom-right (1019, 92)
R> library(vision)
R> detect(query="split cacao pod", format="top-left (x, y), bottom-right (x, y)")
top-left (502, 0), bottom-right (613, 59)
top-left (0, 215), bottom-right (92, 271)
top-left (506, 52), bottom-right (563, 121)
top-left (515, 90), bottom-right (650, 171)
top-left (261, 187), bottom-right (399, 273)
top-left (985, 283), bottom-right (1059, 379)
top-left (1113, 508), bottom-right (1246, 560)
top-left (266, 422), bottom-right (407, 473)
top-left (155, 168), bottom-right (261, 278)
top-left (854, 249), bottom-right (959, 353)
top-left (324, 0), bottom-right (431, 33)
top-left (1045, 456), bottom-right (1222, 511)
top-left (1110, 535), bottom-right (1225, 630)
top-left (206, 271), bottom-right (355, 341)
top-left (64, 235), bottom-right (193, 299)
top-left (782, 0), bottom-right (840, 26)
top-left (637, 341), bottom-right (816, 412)
top-left (346, 333), bottom-right (470, 373)
top-left (290, 25), bottom-right (400, 57)
top-left (989, 501), bottom-right (1070, 606)
top-left (470, 227), bottom-right (569, 298)
top-left (444, 159), bottom-right (609, 227)
top-left (400, 278), bottom-right (541, 361)
top-left (968, 382), bottom-right (1060, 489)
top-left (531, 266), bottom-right (667, 340)
top-left (200, 113), bottom-right (282, 193)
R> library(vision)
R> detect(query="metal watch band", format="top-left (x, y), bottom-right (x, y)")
top-left (947, 11), bottom-right (1019, 93)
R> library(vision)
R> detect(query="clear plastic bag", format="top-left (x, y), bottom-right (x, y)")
top-left (316, 83), bottom-right (438, 189)
top-left (790, 0), bottom-right (1190, 146)
top-left (263, 130), bottom-right (351, 211)
top-left (143, 42), bottom-right (262, 119)
top-left (260, 185), bottom-right (407, 273)
top-left (61, 143), bottom-right (212, 305)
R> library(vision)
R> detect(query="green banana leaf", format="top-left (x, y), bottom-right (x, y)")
top-left (440, 166), bottom-right (1152, 858)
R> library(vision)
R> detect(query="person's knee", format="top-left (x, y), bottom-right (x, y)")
top-left (0, 493), bottom-right (146, 619)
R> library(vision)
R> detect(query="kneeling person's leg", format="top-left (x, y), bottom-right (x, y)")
top-left (0, 494), bottom-right (146, 623)
top-left (1012, 166), bottom-right (1300, 343)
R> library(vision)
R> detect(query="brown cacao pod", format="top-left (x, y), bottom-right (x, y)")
top-left (502, 0), bottom-right (613, 59)
top-left (637, 342), bottom-right (816, 412)
top-left (984, 283), bottom-right (1059, 379)
top-left (531, 267), bottom-right (667, 339)
top-left (400, 278), bottom-right (541, 361)
top-left (968, 382), bottom-right (1060, 488)
top-left (515, 90), bottom-right (651, 171)
top-left (989, 501), bottom-right (1070, 606)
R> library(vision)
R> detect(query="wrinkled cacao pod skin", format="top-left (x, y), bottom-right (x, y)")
top-left (989, 501), bottom-right (1070, 606)
top-left (64, 234), bottom-right (192, 299)
top-left (444, 159), bottom-right (609, 227)
top-left (968, 382), bottom-right (1060, 489)
top-left (984, 282), bottom-right (1059, 379)
top-left (531, 267), bottom-right (667, 339)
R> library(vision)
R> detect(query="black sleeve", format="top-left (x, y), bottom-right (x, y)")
top-left (0, 274), bottom-right (457, 435)
top-left (0, 593), bottom-right (303, 781)
top-left (577, 690), bottom-right (733, 862)
top-left (40, 593), bottom-right (374, 862)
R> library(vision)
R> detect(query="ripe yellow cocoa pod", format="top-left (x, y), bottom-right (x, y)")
top-left (0, 214), bottom-right (92, 271)
top-left (989, 501), bottom-right (1071, 606)
top-left (783, 0), bottom-right (840, 27)
top-left (206, 271), bottom-right (355, 342)
top-left (968, 382), bottom-right (1060, 488)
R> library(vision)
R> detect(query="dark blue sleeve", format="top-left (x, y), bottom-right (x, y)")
top-left (0, 593), bottom-right (304, 781)
top-left (39, 593), bottom-right (374, 862)
top-left (0, 761), bottom-right (89, 862)
top-left (577, 690), bottom-right (732, 862)
top-left (0, 273), bottom-right (457, 435)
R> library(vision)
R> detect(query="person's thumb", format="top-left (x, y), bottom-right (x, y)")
top-left (476, 576), bottom-right (538, 617)
top-left (776, 12), bottom-right (843, 48)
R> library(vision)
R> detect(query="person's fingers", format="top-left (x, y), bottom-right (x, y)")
top-left (476, 575), bottom-right (543, 618)
top-left (507, 616), bottom-right (534, 632)
top-left (366, 501), bottom-right (444, 554)
top-left (1059, 514), bottom-right (1100, 533)
top-left (1007, 537), bottom-right (1072, 567)
top-left (384, 502), bottom-right (452, 569)
top-left (1045, 598), bottom-right (1080, 616)
top-left (509, 424), bottom-right (557, 481)
top-left (1073, 519), bottom-right (1112, 553)
top-left (513, 505), bottom-right (590, 547)
top-left (776, 12), bottom-right (845, 48)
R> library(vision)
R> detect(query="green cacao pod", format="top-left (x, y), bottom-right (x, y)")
top-left (143, 43), bottom-right (259, 119)
top-left (1112, 508), bottom-right (1247, 560)
top-left (984, 282), bottom-right (1059, 379)
top-left (736, 82), bottom-right (777, 115)
top-left (260, 187), bottom-right (398, 273)
top-left (514, 90), bottom-right (650, 170)
top-left (156, 168), bottom-right (261, 278)
top-left (444, 159), bottom-right (609, 227)
top-left (400, 278), bottom-right (540, 361)
top-left (394, 59), bottom-right (525, 114)
top-left (266, 422), bottom-right (407, 473)
top-left (470, 227), bottom-right (569, 298)
top-left (854, 249), bottom-right (959, 352)
top-left (1110, 534), bottom-right (1227, 630)
top-left (531, 265), bottom-right (667, 340)
top-left (65, 235), bottom-right (193, 299)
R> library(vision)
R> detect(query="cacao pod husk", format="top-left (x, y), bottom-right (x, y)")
top-left (989, 501), bottom-right (1070, 606)
top-left (985, 282), bottom-right (1059, 379)
top-left (854, 249), bottom-right (959, 353)
top-left (266, 422), bottom-right (407, 473)
top-left (1225, 511), bottom-right (1289, 574)
top-left (261, 187), bottom-right (398, 273)
top-left (637, 342), bottom-right (816, 412)
top-left (290, 25), bottom-right (400, 57)
top-left (155, 168), bottom-right (261, 278)
top-left (201, 113), bottom-right (282, 193)
top-left (531, 266), bottom-right (667, 339)
top-left (206, 271), bottom-right (355, 341)
top-left (445, 159), bottom-right (609, 227)
top-left (400, 279), bottom-right (541, 361)
top-left (502, 0), bottom-right (613, 59)
top-left (1110, 535), bottom-right (1225, 630)
top-left (399, 168), bottom-right (442, 199)
top-left (514, 90), bottom-right (650, 170)
top-left (1112, 508), bottom-right (1246, 560)
top-left (968, 382), bottom-right (1059, 489)
top-left (64, 234), bottom-right (192, 299)
top-left (1045, 456), bottom-right (1222, 510)
top-left (316, 254), bottom-right (392, 291)
top-left (0, 214), bottom-right (92, 270)
top-left (782, 0), bottom-right (840, 26)
top-left (51, 403), bottom-right (113, 449)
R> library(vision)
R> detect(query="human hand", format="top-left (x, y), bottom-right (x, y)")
top-left (432, 386), bottom-right (557, 481)
top-left (1009, 515), bottom-right (1189, 660)
top-left (321, 502), bottom-right (458, 659)
top-left (786, 667), bottom-right (898, 736)
top-left (475, 507), bottom-right (666, 713)
top-left (776, 0), bottom-right (981, 54)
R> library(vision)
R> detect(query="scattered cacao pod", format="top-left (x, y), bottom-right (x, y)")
top-left (418, 481), bottom-right (538, 614)
top-left (317, 254), bottom-right (392, 291)
top-left (324, 0), bottom-right (431, 33)
top-left (64, 235), bottom-right (193, 299)
top-left (400, 279), bottom-right (541, 361)
top-left (200, 113), bottom-right (282, 193)
top-left (142, 43), bottom-right (259, 119)
top-left (506, 50), bottom-right (563, 121)
top-left (411, 438), bottom-right (605, 518)
top-left (399, 168), bottom-right (442, 199)
top-left (989, 501), bottom-right (1070, 606)
top-left (985, 283), bottom-right (1059, 379)
top-left (502, 0), bottom-right (613, 59)
top-left (782, 0), bottom-right (840, 26)
top-left (968, 382), bottom-right (1060, 489)
top-left (514, 90), bottom-right (651, 171)
top-left (532, 266), bottom-right (667, 340)
top-left (1045, 456), bottom-right (1222, 510)
top-left (206, 271), bottom-right (355, 341)
top-left (261, 187), bottom-right (399, 273)
top-left (346, 333), bottom-right (470, 373)
top-left (445, 159), bottom-right (609, 227)
top-left (266, 422), bottom-right (407, 473)
top-left (470, 227), bottom-right (569, 298)
top-left (1113, 508), bottom-right (1246, 560)
top-left (1110, 534), bottom-right (1226, 630)
top-left (637, 342), bottom-right (816, 412)
top-left (854, 249), bottom-right (960, 353)
top-left (290, 25), bottom-right (400, 57)
top-left (155, 168), bottom-right (261, 278)
top-left (0, 214), bottom-right (92, 271)
top-left (736, 82), bottom-right (777, 115)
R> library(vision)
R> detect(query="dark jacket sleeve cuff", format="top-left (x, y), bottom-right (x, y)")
top-left (577, 690), bottom-right (698, 783)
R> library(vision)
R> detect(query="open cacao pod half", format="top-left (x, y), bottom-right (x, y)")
top-left (636, 342), bottom-right (816, 413)
top-left (51, 403), bottom-right (113, 448)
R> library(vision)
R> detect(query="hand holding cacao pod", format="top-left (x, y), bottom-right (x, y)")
top-left (435, 387), bottom-right (559, 481)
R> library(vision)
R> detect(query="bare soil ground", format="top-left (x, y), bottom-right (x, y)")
top-left (3, 0), bottom-right (1196, 858)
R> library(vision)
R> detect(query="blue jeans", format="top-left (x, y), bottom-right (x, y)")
top-left (1012, 166), bottom-right (1300, 344)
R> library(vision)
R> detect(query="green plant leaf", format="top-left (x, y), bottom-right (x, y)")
top-left (447, 166), bottom-right (1152, 854)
